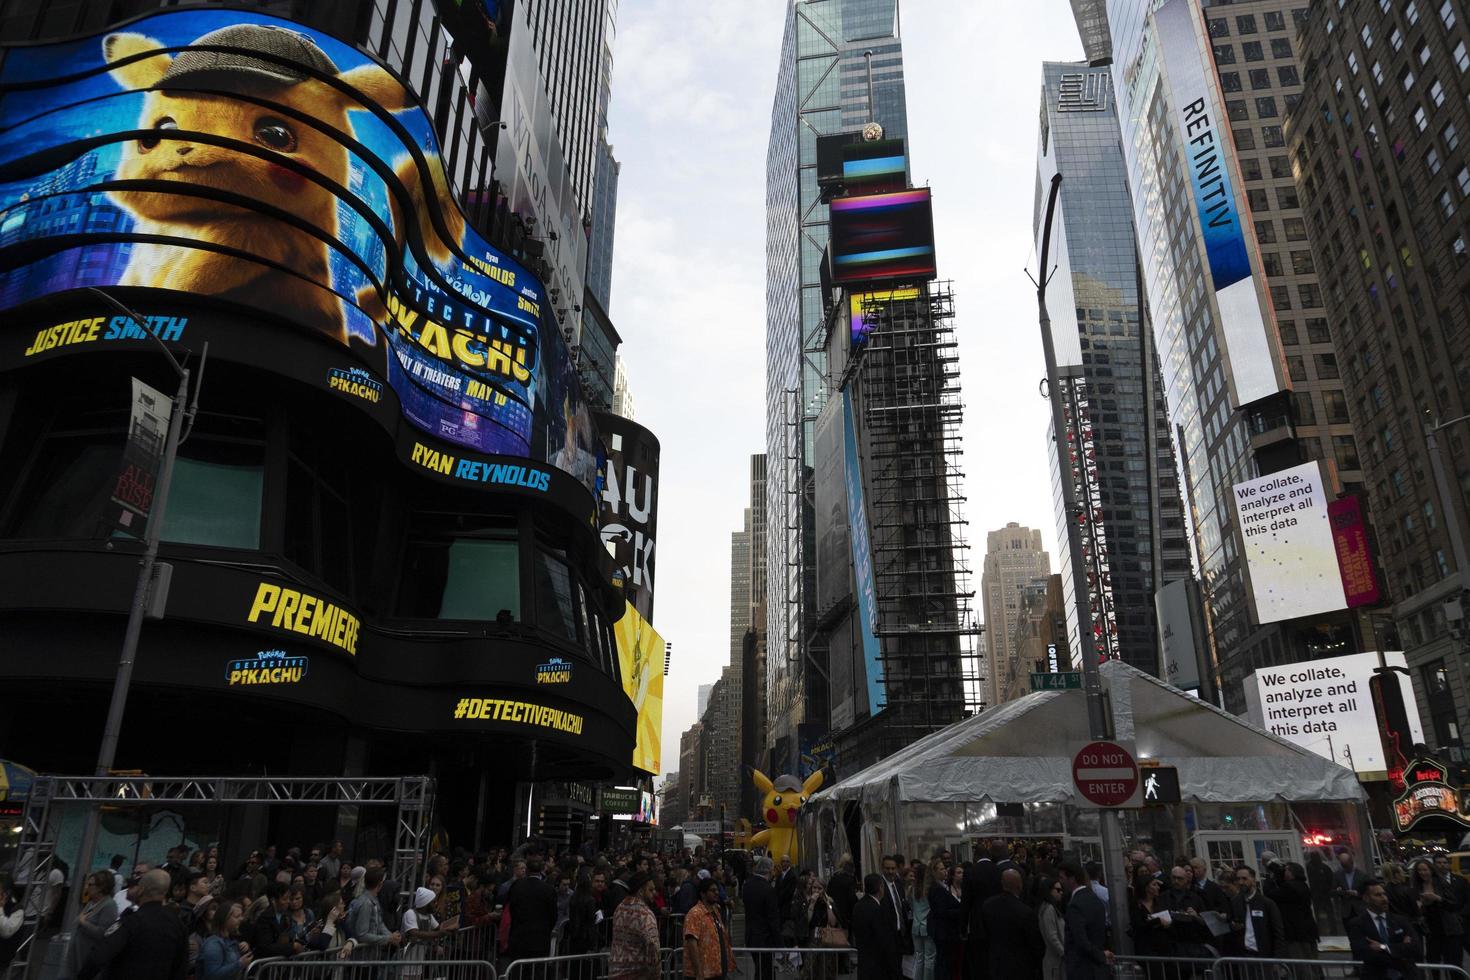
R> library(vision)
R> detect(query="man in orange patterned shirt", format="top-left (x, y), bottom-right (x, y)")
top-left (610, 873), bottom-right (660, 980)
top-left (683, 877), bottom-right (736, 978)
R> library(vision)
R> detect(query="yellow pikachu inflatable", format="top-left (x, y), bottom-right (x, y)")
top-left (746, 768), bottom-right (824, 865)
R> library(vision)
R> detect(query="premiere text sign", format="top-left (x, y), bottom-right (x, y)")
top-left (1073, 740), bottom-right (1141, 807)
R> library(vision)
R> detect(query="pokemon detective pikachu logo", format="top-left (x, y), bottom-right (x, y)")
top-left (0, 9), bottom-right (600, 494)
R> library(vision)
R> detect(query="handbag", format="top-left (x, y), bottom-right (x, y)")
top-left (817, 925), bottom-right (850, 948)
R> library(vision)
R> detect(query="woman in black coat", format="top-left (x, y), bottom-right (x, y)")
top-left (928, 862), bottom-right (965, 980)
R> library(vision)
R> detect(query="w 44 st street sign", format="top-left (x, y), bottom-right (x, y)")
top-left (1030, 671), bottom-right (1082, 691)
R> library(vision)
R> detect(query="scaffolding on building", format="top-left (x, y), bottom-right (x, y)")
top-left (842, 282), bottom-right (983, 763)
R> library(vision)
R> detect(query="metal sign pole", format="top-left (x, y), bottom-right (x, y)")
top-left (1034, 173), bottom-right (1132, 953)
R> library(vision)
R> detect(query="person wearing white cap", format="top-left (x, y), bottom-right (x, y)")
top-left (402, 886), bottom-right (455, 944)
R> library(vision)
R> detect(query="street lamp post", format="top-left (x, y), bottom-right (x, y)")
top-left (60, 288), bottom-right (205, 935)
top-left (1032, 173), bottom-right (1132, 952)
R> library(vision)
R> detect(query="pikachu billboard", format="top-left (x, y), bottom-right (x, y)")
top-left (0, 9), bottom-right (599, 491)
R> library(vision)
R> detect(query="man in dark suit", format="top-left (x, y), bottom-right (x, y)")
top-left (979, 868), bottom-right (1043, 978)
top-left (742, 856), bottom-right (785, 980)
top-left (1348, 879), bottom-right (1423, 980)
top-left (775, 855), bottom-right (798, 916)
top-left (963, 841), bottom-right (1005, 978)
top-left (879, 854), bottom-right (913, 955)
top-left (1334, 849), bottom-right (1369, 928)
top-left (1228, 866), bottom-right (1285, 957)
top-left (505, 855), bottom-right (558, 961)
top-left (1189, 857), bottom-right (1231, 916)
top-left (853, 873), bottom-right (900, 980)
top-left (1060, 862), bottom-right (1111, 980)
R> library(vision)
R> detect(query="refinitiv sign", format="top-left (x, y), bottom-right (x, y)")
top-left (1153, 0), bottom-right (1283, 406)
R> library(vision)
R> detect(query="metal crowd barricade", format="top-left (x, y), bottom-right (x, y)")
top-left (1111, 953), bottom-right (1470, 980)
top-left (503, 951), bottom-right (609, 980)
top-left (658, 912), bottom-right (685, 951)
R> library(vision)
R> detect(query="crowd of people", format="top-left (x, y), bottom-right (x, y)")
top-left (810, 839), bottom-right (1469, 980)
top-left (4, 833), bottom-right (1470, 979)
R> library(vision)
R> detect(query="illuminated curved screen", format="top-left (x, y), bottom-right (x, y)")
top-left (0, 9), bottom-right (600, 493)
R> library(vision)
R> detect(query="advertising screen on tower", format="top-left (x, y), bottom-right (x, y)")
top-left (1233, 461), bottom-right (1354, 623)
top-left (1242, 651), bottom-right (1423, 775)
top-left (843, 389), bottom-right (885, 716)
top-left (614, 602), bottom-right (664, 775)
top-left (1153, 0), bottom-right (1284, 407)
top-left (828, 189), bottom-right (937, 285)
top-left (0, 9), bottom-right (600, 494)
top-left (597, 413), bottom-right (659, 623)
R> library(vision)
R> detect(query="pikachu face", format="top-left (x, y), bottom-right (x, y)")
top-left (751, 769), bottom-right (825, 830)
top-left (102, 31), bottom-right (413, 229)
top-left (111, 82), bottom-right (346, 223)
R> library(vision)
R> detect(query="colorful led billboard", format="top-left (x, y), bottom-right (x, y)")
top-left (841, 139), bottom-right (907, 194)
top-left (849, 287), bottom-right (920, 346)
top-left (0, 10), bottom-right (599, 492)
top-left (828, 188), bottom-right (937, 285)
top-left (614, 602), bottom-right (664, 774)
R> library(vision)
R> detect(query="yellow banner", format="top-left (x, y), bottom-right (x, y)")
top-left (614, 603), bottom-right (664, 774)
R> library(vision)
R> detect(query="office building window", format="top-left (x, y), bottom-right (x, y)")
top-left (1251, 68), bottom-right (1273, 88)
top-left (1244, 41), bottom-right (1265, 61)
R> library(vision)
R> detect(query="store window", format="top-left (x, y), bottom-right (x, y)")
top-left (160, 443), bottom-right (264, 549)
top-left (3, 402), bottom-right (264, 549)
top-left (397, 516), bottom-right (521, 621)
top-left (535, 549), bottom-right (580, 645)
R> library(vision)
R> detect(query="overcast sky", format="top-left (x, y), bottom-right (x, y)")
top-left (605, 0), bottom-right (1085, 778)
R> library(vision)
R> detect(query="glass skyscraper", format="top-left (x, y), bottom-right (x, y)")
top-left (765, 0), bottom-right (908, 766)
top-left (1071, 0), bottom-right (1313, 706)
top-left (1034, 62), bottom-right (1193, 677)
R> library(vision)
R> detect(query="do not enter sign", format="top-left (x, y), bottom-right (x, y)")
top-left (1072, 740), bottom-right (1140, 807)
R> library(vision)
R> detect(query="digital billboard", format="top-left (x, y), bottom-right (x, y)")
top-left (613, 602), bottom-right (664, 774)
top-left (1329, 495), bottom-right (1382, 608)
top-left (1153, 0), bottom-right (1283, 406)
top-left (843, 389), bottom-right (885, 716)
top-left (1242, 651), bottom-right (1424, 776)
top-left (1155, 578), bottom-right (1202, 691)
top-left (1233, 461), bottom-right (1351, 623)
top-left (841, 139), bottom-right (907, 195)
top-left (0, 10), bottom-right (600, 493)
top-left (597, 413), bottom-right (659, 623)
top-left (828, 188), bottom-right (937, 285)
top-left (849, 287), bottom-right (920, 346)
